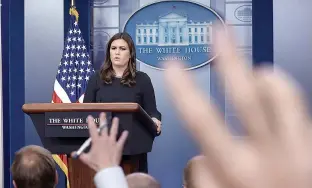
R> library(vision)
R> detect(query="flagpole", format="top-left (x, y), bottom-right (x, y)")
top-left (69, 0), bottom-right (79, 22)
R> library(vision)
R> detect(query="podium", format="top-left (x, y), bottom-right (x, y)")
top-left (22, 103), bottom-right (158, 188)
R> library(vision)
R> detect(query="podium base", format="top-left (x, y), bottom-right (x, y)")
top-left (68, 154), bottom-right (144, 187)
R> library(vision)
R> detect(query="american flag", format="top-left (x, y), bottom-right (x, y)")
top-left (51, 14), bottom-right (95, 188)
top-left (52, 15), bottom-right (95, 104)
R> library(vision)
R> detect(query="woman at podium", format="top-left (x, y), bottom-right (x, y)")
top-left (83, 32), bottom-right (161, 173)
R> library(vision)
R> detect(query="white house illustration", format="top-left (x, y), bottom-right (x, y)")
top-left (135, 12), bottom-right (213, 46)
top-left (237, 7), bottom-right (252, 17)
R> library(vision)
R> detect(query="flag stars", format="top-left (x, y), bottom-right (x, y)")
top-left (56, 19), bottom-right (95, 102)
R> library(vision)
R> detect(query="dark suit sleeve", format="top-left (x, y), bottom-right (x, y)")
top-left (141, 73), bottom-right (162, 121)
top-left (83, 72), bottom-right (98, 103)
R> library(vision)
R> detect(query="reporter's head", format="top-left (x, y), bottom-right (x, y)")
top-left (10, 145), bottom-right (58, 188)
top-left (126, 172), bottom-right (160, 188)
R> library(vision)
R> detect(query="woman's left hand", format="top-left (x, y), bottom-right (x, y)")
top-left (152, 117), bottom-right (162, 134)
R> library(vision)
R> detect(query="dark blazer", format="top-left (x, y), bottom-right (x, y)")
top-left (83, 70), bottom-right (161, 155)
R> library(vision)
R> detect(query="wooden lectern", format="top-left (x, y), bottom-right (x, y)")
top-left (22, 103), bottom-right (158, 188)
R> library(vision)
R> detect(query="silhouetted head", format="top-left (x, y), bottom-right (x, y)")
top-left (11, 145), bottom-right (58, 188)
top-left (126, 172), bottom-right (160, 188)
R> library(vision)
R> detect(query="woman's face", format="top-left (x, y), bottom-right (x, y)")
top-left (110, 39), bottom-right (131, 68)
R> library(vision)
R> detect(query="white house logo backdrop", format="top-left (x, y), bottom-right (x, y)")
top-left (235, 5), bottom-right (252, 22)
top-left (124, 1), bottom-right (225, 70)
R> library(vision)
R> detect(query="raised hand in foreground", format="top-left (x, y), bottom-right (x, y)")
top-left (72, 112), bottom-right (128, 172)
top-left (164, 24), bottom-right (312, 188)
